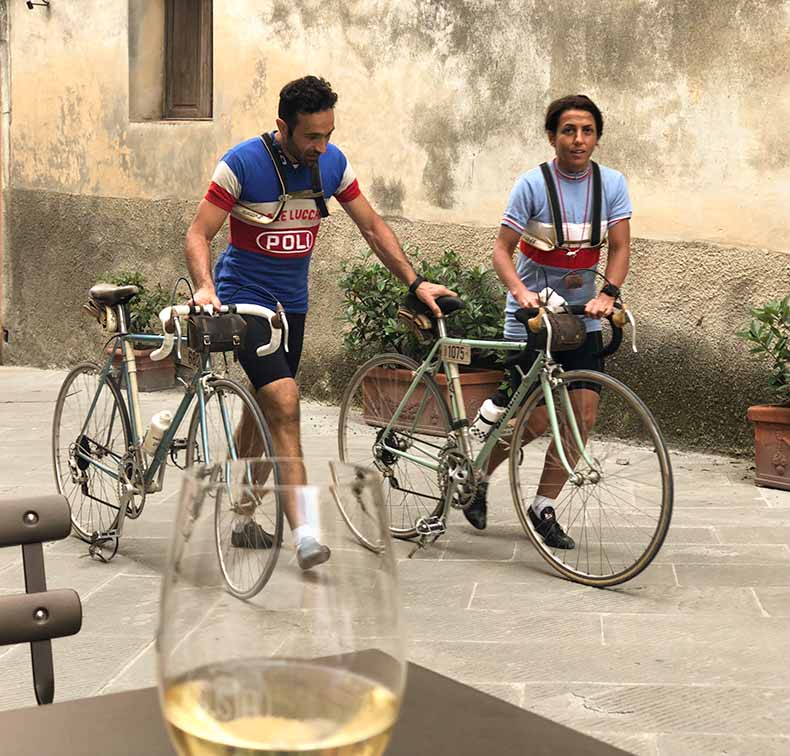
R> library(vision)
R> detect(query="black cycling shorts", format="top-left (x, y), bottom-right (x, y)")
top-left (510, 330), bottom-right (604, 395)
top-left (237, 313), bottom-right (306, 391)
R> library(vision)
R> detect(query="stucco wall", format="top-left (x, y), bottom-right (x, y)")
top-left (2, 0), bottom-right (789, 453)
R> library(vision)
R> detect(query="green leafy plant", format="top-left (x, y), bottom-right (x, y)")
top-left (100, 270), bottom-right (171, 336)
top-left (340, 247), bottom-right (506, 367)
top-left (737, 294), bottom-right (790, 405)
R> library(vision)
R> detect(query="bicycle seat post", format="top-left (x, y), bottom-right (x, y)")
top-left (436, 317), bottom-right (475, 460)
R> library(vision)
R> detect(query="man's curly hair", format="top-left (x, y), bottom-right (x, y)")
top-left (278, 76), bottom-right (338, 131)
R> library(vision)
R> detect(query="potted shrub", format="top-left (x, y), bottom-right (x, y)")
top-left (737, 295), bottom-right (790, 490)
top-left (340, 247), bottom-right (507, 421)
top-left (101, 270), bottom-right (176, 392)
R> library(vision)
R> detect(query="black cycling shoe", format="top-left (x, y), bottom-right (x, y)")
top-left (528, 506), bottom-right (575, 549)
top-left (462, 482), bottom-right (488, 531)
top-left (230, 520), bottom-right (274, 549)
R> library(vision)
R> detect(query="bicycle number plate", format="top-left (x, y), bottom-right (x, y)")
top-left (441, 343), bottom-right (471, 365)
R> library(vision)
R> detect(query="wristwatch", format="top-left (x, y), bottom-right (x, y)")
top-left (600, 282), bottom-right (621, 298)
top-left (408, 275), bottom-right (426, 295)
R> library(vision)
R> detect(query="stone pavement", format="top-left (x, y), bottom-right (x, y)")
top-left (0, 365), bottom-right (789, 755)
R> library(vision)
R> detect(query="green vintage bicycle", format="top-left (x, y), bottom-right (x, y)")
top-left (52, 282), bottom-right (285, 598)
top-left (338, 293), bottom-right (673, 587)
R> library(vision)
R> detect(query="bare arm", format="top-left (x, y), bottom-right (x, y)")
top-left (341, 192), bottom-right (455, 317)
top-left (492, 225), bottom-right (540, 309)
top-left (585, 218), bottom-right (631, 318)
top-left (185, 199), bottom-right (228, 308)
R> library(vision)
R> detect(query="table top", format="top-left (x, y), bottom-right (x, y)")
top-left (1, 662), bottom-right (629, 755)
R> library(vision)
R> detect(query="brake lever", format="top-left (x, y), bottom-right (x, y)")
top-left (625, 308), bottom-right (637, 353)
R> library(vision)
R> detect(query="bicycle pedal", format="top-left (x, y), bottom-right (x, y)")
top-left (415, 516), bottom-right (446, 537)
top-left (88, 532), bottom-right (119, 563)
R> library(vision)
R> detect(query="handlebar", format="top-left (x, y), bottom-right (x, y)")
top-left (514, 302), bottom-right (636, 358)
top-left (150, 303), bottom-right (289, 362)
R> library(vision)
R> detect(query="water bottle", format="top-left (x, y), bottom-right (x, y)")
top-left (142, 410), bottom-right (173, 455)
top-left (470, 397), bottom-right (507, 444)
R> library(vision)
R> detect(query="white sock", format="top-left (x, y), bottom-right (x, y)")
top-left (293, 525), bottom-right (316, 546)
top-left (532, 495), bottom-right (555, 515)
top-left (292, 485), bottom-right (324, 546)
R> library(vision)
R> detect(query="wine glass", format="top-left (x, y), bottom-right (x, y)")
top-left (156, 458), bottom-right (406, 756)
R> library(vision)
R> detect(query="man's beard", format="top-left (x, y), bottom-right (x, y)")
top-left (284, 135), bottom-right (316, 166)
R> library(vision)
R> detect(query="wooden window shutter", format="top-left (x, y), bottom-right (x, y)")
top-left (164, 0), bottom-right (212, 119)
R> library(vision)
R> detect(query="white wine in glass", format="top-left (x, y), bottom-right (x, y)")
top-left (157, 459), bottom-right (405, 756)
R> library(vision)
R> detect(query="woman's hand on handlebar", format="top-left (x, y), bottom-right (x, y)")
top-left (191, 285), bottom-right (221, 310)
top-left (512, 285), bottom-right (541, 310)
top-left (584, 292), bottom-right (616, 319)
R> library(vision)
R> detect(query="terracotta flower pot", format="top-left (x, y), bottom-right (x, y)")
top-left (746, 404), bottom-right (790, 491)
top-left (109, 347), bottom-right (177, 393)
top-left (362, 366), bottom-right (504, 437)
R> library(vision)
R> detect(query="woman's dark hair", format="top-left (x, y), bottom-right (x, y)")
top-left (278, 75), bottom-right (338, 131)
top-left (544, 95), bottom-right (603, 136)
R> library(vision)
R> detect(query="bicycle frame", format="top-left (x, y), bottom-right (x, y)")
top-left (376, 319), bottom-right (596, 509)
top-left (74, 328), bottom-right (240, 539)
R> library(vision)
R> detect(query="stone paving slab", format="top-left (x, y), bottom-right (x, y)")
top-left (601, 614), bottom-right (789, 647)
top-left (753, 586), bottom-right (790, 617)
top-left (655, 733), bottom-right (790, 756)
top-left (468, 582), bottom-right (767, 616)
top-left (674, 564), bottom-right (790, 587)
top-left (1, 366), bottom-right (789, 753)
top-left (406, 639), bottom-right (789, 687)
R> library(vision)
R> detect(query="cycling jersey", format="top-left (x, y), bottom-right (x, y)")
top-left (501, 160), bottom-right (631, 338)
top-left (205, 134), bottom-right (361, 312)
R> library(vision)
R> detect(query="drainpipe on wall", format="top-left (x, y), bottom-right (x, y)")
top-left (0, 1), bottom-right (9, 363)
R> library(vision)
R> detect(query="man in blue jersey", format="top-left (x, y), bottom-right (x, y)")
top-left (463, 95), bottom-right (632, 548)
top-left (185, 76), bottom-right (453, 569)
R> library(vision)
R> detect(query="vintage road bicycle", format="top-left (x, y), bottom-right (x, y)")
top-left (52, 282), bottom-right (285, 598)
top-left (338, 292), bottom-right (673, 587)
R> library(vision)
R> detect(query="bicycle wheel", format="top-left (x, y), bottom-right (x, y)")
top-left (185, 378), bottom-right (282, 599)
top-left (338, 353), bottom-right (452, 540)
top-left (509, 369), bottom-right (672, 587)
top-left (52, 361), bottom-right (130, 540)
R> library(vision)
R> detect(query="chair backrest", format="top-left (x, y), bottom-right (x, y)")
top-left (0, 494), bottom-right (82, 705)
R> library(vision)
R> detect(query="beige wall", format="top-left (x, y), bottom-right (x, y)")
top-left (9, 0), bottom-right (790, 248)
top-left (2, 0), bottom-right (789, 452)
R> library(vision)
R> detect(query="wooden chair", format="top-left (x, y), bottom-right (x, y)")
top-left (0, 494), bottom-right (83, 704)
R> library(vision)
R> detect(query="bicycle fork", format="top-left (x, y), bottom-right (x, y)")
top-left (542, 372), bottom-right (599, 485)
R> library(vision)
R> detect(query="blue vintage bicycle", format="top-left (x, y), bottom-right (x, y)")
top-left (52, 282), bottom-right (285, 598)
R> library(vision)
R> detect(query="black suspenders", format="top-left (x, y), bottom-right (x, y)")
top-left (259, 132), bottom-right (330, 223)
top-left (539, 161), bottom-right (602, 249)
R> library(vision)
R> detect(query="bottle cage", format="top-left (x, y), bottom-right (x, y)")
top-left (538, 161), bottom-right (602, 252)
top-left (233, 132), bottom-right (329, 226)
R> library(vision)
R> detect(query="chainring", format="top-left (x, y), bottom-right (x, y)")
top-left (118, 451), bottom-right (146, 519)
top-left (438, 442), bottom-right (478, 509)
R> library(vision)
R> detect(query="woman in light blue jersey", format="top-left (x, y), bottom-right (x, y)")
top-left (463, 95), bottom-right (632, 549)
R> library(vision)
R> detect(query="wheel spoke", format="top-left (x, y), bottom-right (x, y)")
top-left (338, 355), bottom-right (451, 542)
top-left (510, 370), bottom-right (672, 587)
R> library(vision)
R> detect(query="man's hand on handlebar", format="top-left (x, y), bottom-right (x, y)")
top-left (191, 285), bottom-right (221, 310)
top-left (584, 292), bottom-right (616, 319)
top-left (414, 281), bottom-right (458, 318)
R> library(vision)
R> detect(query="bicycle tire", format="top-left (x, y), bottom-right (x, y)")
top-left (185, 377), bottom-right (283, 599)
top-left (509, 369), bottom-right (673, 587)
top-left (338, 353), bottom-right (452, 541)
top-left (52, 361), bottom-right (130, 540)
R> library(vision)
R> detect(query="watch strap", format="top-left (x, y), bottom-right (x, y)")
top-left (408, 275), bottom-right (426, 295)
